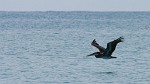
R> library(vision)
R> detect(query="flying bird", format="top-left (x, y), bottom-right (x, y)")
top-left (87, 37), bottom-right (124, 59)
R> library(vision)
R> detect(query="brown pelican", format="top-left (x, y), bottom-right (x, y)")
top-left (87, 37), bottom-right (124, 59)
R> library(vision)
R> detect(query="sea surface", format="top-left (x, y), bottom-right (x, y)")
top-left (0, 11), bottom-right (150, 84)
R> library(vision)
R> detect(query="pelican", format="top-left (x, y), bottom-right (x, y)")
top-left (87, 37), bottom-right (124, 59)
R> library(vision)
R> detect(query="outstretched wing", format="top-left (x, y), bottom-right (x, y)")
top-left (91, 39), bottom-right (105, 53)
top-left (103, 37), bottom-right (124, 56)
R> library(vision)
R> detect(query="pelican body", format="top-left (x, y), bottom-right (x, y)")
top-left (87, 37), bottom-right (124, 59)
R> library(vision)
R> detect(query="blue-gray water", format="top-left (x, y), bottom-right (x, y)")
top-left (0, 11), bottom-right (150, 84)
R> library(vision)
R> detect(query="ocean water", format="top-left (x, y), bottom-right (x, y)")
top-left (0, 11), bottom-right (150, 84)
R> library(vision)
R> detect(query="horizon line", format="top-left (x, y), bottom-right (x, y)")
top-left (0, 10), bottom-right (150, 12)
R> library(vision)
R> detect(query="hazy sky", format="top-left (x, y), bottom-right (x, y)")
top-left (1, 0), bottom-right (150, 11)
